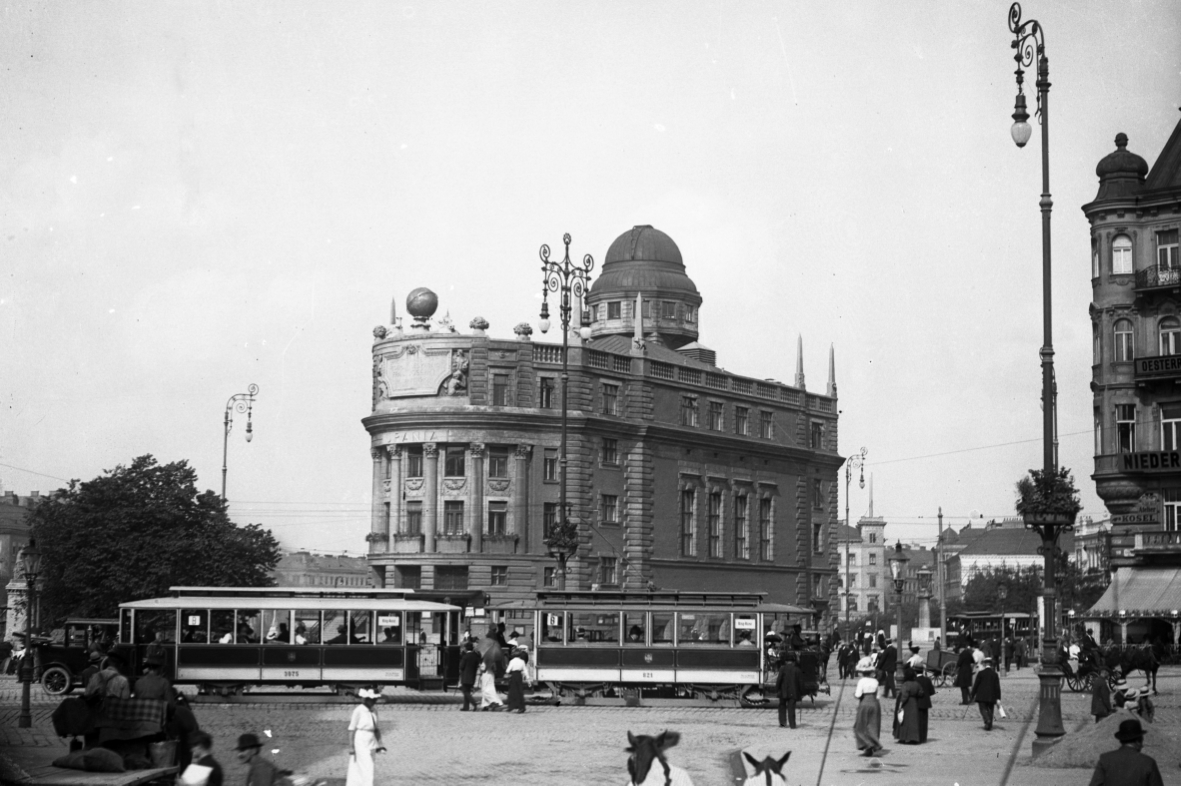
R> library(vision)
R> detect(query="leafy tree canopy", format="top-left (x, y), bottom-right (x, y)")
top-left (962, 563), bottom-right (1110, 617)
top-left (29, 455), bottom-right (280, 625)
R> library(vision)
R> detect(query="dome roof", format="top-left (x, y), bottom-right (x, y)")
top-left (589, 225), bottom-right (700, 303)
top-left (1096, 133), bottom-right (1149, 180)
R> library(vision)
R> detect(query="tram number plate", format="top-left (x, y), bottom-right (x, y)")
top-left (642, 672), bottom-right (653, 679)
top-left (284, 671), bottom-right (299, 678)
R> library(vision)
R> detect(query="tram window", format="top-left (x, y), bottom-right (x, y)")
top-left (236, 610), bottom-right (261, 643)
top-left (541, 612), bottom-right (566, 644)
top-left (623, 614), bottom-right (646, 645)
top-left (181, 610), bottom-right (209, 643)
top-left (677, 613), bottom-right (730, 646)
top-left (294, 611), bottom-right (321, 645)
top-left (376, 612), bottom-right (402, 644)
top-left (569, 612), bottom-right (619, 644)
top-left (323, 610), bottom-right (350, 644)
top-left (734, 615), bottom-right (757, 646)
top-left (405, 612), bottom-right (423, 644)
top-left (120, 609), bottom-right (134, 644)
top-left (135, 611), bottom-right (177, 644)
top-left (211, 611), bottom-right (235, 644)
top-left (652, 613), bottom-right (674, 645)
top-left (350, 611), bottom-right (373, 644)
top-left (263, 610), bottom-right (291, 643)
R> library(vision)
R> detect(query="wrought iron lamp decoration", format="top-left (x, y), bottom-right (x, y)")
top-left (221, 383), bottom-right (259, 500)
top-left (843, 447), bottom-right (867, 640)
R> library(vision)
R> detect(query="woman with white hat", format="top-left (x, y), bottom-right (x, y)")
top-left (852, 656), bottom-right (882, 757)
top-left (346, 689), bottom-right (386, 786)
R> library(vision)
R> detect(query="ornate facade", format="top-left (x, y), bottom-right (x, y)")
top-left (362, 226), bottom-right (843, 625)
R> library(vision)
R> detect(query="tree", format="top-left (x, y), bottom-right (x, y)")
top-left (962, 566), bottom-right (1041, 614)
top-left (29, 455), bottom-right (281, 624)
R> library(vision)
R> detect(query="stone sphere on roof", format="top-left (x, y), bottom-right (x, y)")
top-left (1096, 133), bottom-right (1148, 180)
top-left (406, 287), bottom-right (439, 319)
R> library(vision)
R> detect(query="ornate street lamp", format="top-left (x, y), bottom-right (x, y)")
top-left (887, 541), bottom-right (910, 685)
top-left (917, 566), bottom-right (933, 630)
top-left (844, 447), bottom-right (867, 643)
top-left (538, 233), bottom-right (593, 591)
top-left (1008, 3), bottom-right (1071, 756)
top-left (17, 539), bottom-right (43, 729)
top-left (221, 384), bottom-right (259, 500)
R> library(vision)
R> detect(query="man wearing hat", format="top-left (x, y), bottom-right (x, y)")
top-left (235, 732), bottom-right (278, 786)
top-left (133, 653), bottom-right (175, 712)
top-left (1089, 719), bottom-right (1164, 786)
top-left (775, 651), bottom-right (806, 729)
top-left (84, 649), bottom-right (130, 700)
top-left (969, 656), bottom-right (1001, 731)
top-left (1092, 664), bottom-right (1114, 724)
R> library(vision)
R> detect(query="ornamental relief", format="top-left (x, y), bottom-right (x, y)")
top-left (487, 478), bottom-right (511, 493)
top-left (405, 478), bottom-right (424, 492)
top-left (382, 480), bottom-right (391, 494)
top-left (443, 478), bottom-right (467, 494)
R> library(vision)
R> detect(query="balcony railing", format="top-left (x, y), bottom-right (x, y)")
top-left (1135, 264), bottom-right (1181, 291)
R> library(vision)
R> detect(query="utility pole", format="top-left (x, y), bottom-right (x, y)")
top-left (937, 507), bottom-right (946, 645)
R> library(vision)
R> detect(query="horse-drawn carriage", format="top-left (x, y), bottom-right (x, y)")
top-left (925, 649), bottom-right (958, 687)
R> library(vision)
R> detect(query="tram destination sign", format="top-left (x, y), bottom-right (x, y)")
top-left (1121, 451), bottom-right (1181, 473)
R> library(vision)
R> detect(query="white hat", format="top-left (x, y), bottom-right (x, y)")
top-left (357, 688), bottom-right (381, 700)
top-left (856, 656), bottom-right (877, 674)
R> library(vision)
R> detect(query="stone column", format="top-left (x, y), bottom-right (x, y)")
top-left (370, 447), bottom-right (385, 554)
top-left (1120, 621), bottom-right (1128, 646)
top-left (423, 443), bottom-right (439, 552)
top-left (469, 443), bottom-right (485, 552)
top-left (513, 445), bottom-right (531, 548)
top-left (389, 445), bottom-right (402, 535)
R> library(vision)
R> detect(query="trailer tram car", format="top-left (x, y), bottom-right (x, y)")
top-left (507, 591), bottom-right (813, 703)
top-left (116, 587), bottom-right (462, 695)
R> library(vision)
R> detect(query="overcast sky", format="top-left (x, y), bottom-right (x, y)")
top-left (3, 1), bottom-right (1180, 553)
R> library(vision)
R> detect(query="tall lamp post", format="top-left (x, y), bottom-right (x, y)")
top-left (221, 384), bottom-right (258, 500)
top-left (887, 541), bottom-right (910, 685)
top-left (17, 539), bottom-right (43, 729)
top-left (1008, 2), bottom-right (1071, 755)
top-left (844, 447), bottom-right (867, 643)
top-left (538, 233), bottom-right (594, 591)
top-left (998, 580), bottom-right (1009, 673)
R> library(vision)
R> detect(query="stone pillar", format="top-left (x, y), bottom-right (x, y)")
top-left (469, 443), bottom-right (485, 552)
top-left (513, 445), bottom-right (531, 548)
top-left (918, 592), bottom-right (931, 630)
top-left (423, 443), bottom-right (439, 552)
top-left (370, 447), bottom-right (385, 554)
top-left (389, 445), bottom-right (402, 535)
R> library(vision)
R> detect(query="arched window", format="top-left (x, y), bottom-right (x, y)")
top-left (1113, 319), bottom-right (1134, 362)
top-left (1112, 235), bottom-right (1133, 275)
top-left (1161, 317), bottom-right (1181, 356)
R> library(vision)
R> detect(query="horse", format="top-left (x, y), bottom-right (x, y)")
top-left (626, 731), bottom-right (695, 786)
top-left (1105, 644), bottom-right (1160, 694)
top-left (741, 751), bottom-right (790, 786)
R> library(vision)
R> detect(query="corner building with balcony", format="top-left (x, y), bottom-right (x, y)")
top-left (1086, 120), bottom-right (1181, 647)
top-left (362, 226), bottom-right (843, 629)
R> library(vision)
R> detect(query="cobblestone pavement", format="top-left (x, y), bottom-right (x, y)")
top-left (2, 668), bottom-right (1178, 785)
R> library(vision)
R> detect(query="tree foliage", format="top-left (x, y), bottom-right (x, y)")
top-left (962, 563), bottom-right (1110, 616)
top-left (29, 455), bottom-right (281, 625)
top-left (1014, 466), bottom-right (1083, 518)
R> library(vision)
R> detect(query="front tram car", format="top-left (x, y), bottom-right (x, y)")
top-left (116, 587), bottom-right (462, 695)
top-left (503, 591), bottom-right (812, 704)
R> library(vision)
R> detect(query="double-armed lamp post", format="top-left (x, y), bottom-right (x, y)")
top-left (538, 233), bottom-right (594, 590)
top-left (843, 447), bottom-right (867, 641)
top-left (17, 540), bottom-right (43, 729)
top-left (221, 384), bottom-right (258, 501)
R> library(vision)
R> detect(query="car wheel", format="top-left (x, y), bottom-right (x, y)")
top-left (41, 665), bottom-right (73, 695)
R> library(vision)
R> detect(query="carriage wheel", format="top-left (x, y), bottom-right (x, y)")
top-left (939, 663), bottom-right (955, 688)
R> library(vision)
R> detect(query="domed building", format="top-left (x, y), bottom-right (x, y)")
top-left (362, 226), bottom-right (842, 639)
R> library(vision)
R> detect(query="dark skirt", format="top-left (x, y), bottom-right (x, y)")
top-left (853, 696), bottom-right (881, 751)
top-left (892, 696), bottom-right (920, 744)
top-left (506, 671), bottom-right (525, 711)
top-left (918, 708), bottom-right (929, 742)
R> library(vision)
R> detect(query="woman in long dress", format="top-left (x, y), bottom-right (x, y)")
top-left (892, 667), bottom-right (924, 744)
top-left (852, 659), bottom-right (882, 757)
top-left (346, 689), bottom-right (385, 786)
top-left (505, 648), bottom-right (527, 713)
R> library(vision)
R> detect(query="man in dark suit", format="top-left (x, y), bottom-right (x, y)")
top-left (458, 641), bottom-right (481, 711)
top-left (915, 665), bottom-right (936, 743)
top-left (1088, 718), bottom-right (1164, 786)
top-left (970, 657), bottom-right (1002, 730)
top-left (776, 652), bottom-right (806, 729)
top-left (879, 639), bottom-right (898, 698)
top-left (954, 643), bottom-right (975, 705)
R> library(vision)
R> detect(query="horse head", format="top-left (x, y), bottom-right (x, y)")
top-left (742, 751), bottom-right (791, 786)
top-left (626, 730), bottom-right (681, 786)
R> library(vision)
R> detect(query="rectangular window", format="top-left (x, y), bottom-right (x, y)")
top-left (761, 411), bottom-right (775, 439)
top-left (680, 488), bottom-right (696, 557)
top-left (488, 447), bottom-right (509, 478)
top-left (395, 565), bottom-right (421, 590)
top-left (1117, 404), bottom-right (1137, 453)
top-left (607, 301), bottom-right (621, 320)
top-left (544, 450), bottom-right (558, 482)
top-left (809, 421), bottom-right (823, 448)
top-left (601, 438), bottom-right (619, 465)
top-left (444, 446), bottom-right (466, 477)
top-left (734, 494), bottom-right (749, 559)
top-left (735, 406), bottom-right (749, 436)
top-left (759, 498), bottom-right (773, 560)
top-left (814, 517), bottom-right (824, 554)
top-left (406, 447), bottom-right (423, 478)
top-left (681, 395), bottom-right (699, 427)
top-left (813, 478), bottom-right (824, 508)
top-left (492, 373), bottom-right (509, 406)
top-left (642, 300), bottom-right (651, 318)
top-left (600, 494), bottom-right (619, 525)
top-left (599, 557), bottom-right (618, 585)
top-left (1113, 319), bottom-right (1134, 362)
top-left (405, 501), bottom-right (423, 535)
top-left (602, 383), bottom-right (619, 415)
top-left (487, 502), bottom-right (507, 536)
top-left (848, 573), bottom-right (856, 587)
top-left (709, 401), bottom-right (724, 431)
top-left (1113, 236), bottom-right (1133, 274)
top-left (662, 301), bottom-right (676, 319)
top-left (1165, 489), bottom-right (1181, 532)
top-left (708, 491), bottom-right (723, 558)
top-left (543, 567), bottom-right (556, 588)
top-left (1158, 229), bottom-right (1179, 269)
top-left (1092, 239), bottom-right (1100, 279)
top-left (539, 378), bottom-right (555, 409)
top-left (383, 502), bottom-right (391, 533)
top-left (1163, 404), bottom-right (1181, 451)
top-left (543, 502), bottom-right (557, 535)
top-left (443, 501), bottom-right (464, 535)
top-left (490, 566), bottom-right (508, 586)
top-left (869, 552), bottom-right (877, 564)
top-left (435, 566), bottom-right (468, 590)
top-left (869, 574), bottom-right (877, 588)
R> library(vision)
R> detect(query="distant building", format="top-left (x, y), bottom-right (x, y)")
top-left (271, 551), bottom-right (372, 589)
top-left (946, 521), bottom-right (1075, 592)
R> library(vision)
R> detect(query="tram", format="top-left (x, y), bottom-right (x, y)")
top-left (498, 590), bottom-right (814, 703)
top-left (947, 612), bottom-right (1035, 645)
top-left (112, 587), bottom-right (463, 695)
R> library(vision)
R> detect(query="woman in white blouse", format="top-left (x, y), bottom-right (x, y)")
top-left (346, 688), bottom-right (386, 786)
top-left (853, 659), bottom-right (882, 757)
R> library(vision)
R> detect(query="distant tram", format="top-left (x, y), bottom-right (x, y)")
top-left (114, 587), bottom-right (463, 695)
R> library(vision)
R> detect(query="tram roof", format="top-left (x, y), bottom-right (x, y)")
top-left (166, 586), bottom-right (415, 598)
top-left (122, 596), bottom-right (459, 612)
top-left (495, 590), bottom-right (813, 614)
top-left (948, 612), bottom-right (1033, 620)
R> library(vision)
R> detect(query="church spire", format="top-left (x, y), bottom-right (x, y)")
top-left (794, 335), bottom-right (805, 390)
top-left (826, 343), bottom-right (836, 397)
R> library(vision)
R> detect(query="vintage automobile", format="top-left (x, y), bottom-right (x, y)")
top-left (37, 618), bottom-right (119, 695)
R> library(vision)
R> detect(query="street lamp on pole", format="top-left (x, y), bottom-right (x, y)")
top-left (222, 384), bottom-right (259, 500)
top-left (887, 540), bottom-right (910, 686)
top-left (998, 580), bottom-right (1009, 672)
top-left (538, 233), bottom-right (594, 591)
top-left (844, 448), bottom-right (867, 643)
top-left (1008, 2), bottom-right (1070, 756)
top-left (17, 539), bottom-right (43, 729)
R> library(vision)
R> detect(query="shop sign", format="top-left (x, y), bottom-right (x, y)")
top-left (1121, 451), bottom-right (1181, 472)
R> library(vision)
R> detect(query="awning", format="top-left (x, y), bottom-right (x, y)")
top-left (1086, 567), bottom-right (1181, 617)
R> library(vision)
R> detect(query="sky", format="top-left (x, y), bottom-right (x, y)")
top-left (2, 1), bottom-right (1180, 554)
